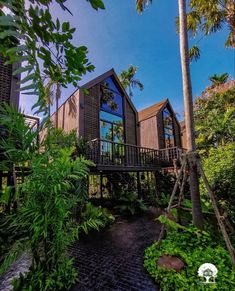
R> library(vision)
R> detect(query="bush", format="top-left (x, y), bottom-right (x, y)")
top-left (144, 224), bottom-right (235, 290)
top-left (201, 143), bottom-right (235, 223)
top-left (79, 202), bottom-right (115, 234)
top-left (115, 191), bottom-right (148, 215)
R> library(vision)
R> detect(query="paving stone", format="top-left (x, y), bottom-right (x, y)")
top-left (70, 209), bottom-right (161, 290)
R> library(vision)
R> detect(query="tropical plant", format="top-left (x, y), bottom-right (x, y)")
top-left (79, 202), bottom-right (115, 234)
top-left (187, 0), bottom-right (235, 48)
top-left (0, 106), bottom-right (96, 289)
top-left (0, 0), bottom-right (105, 115)
top-left (209, 73), bottom-right (229, 87)
top-left (115, 191), bottom-right (148, 215)
top-left (119, 65), bottom-right (143, 98)
top-left (43, 71), bottom-right (62, 125)
top-left (144, 225), bottom-right (235, 290)
top-left (194, 87), bottom-right (235, 151)
top-left (7, 149), bottom-right (92, 290)
top-left (135, 0), bottom-right (204, 229)
top-left (201, 143), bottom-right (235, 224)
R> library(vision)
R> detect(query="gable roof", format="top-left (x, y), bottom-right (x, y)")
top-left (50, 68), bottom-right (138, 118)
top-left (81, 68), bottom-right (137, 114)
top-left (138, 99), bottom-right (168, 122)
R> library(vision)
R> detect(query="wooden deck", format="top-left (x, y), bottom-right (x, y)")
top-left (87, 139), bottom-right (185, 172)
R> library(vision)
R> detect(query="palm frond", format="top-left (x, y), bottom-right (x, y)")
top-left (189, 45), bottom-right (201, 62)
top-left (136, 0), bottom-right (152, 13)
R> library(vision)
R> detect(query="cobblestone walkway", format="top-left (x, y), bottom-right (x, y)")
top-left (70, 209), bottom-right (161, 291)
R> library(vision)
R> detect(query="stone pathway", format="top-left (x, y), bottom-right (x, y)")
top-left (70, 209), bottom-right (161, 291)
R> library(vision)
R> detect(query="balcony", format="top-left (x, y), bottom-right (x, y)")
top-left (87, 138), bottom-right (185, 172)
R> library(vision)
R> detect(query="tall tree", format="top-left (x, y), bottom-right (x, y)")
top-left (0, 0), bottom-right (105, 115)
top-left (187, 0), bottom-right (235, 48)
top-left (209, 73), bottom-right (229, 87)
top-left (119, 65), bottom-right (143, 98)
top-left (136, 0), bottom-right (204, 228)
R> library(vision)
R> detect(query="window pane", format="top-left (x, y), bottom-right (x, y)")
top-left (100, 111), bottom-right (123, 125)
top-left (100, 121), bottom-right (112, 141)
top-left (102, 77), bottom-right (119, 93)
top-left (100, 86), bottom-right (123, 116)
top-left (113, 124), bottom-right (124, 143)
top-left (163, 107), bottom-right (175, 147)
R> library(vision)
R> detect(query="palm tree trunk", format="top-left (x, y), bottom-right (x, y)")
top-left (56, 95), bottom-right (59, 128)
top-left (178, 0), bottom-right (204, 229)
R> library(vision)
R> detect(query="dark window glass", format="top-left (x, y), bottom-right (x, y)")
top-left (100, 87), bottom-right (123, 116)
top-left (100, 121), bottom-right (112, 141)
top-left (163, 108), bottom-right (175, 148)
top-left (100, 77), bottom-right (124, 144)
top-left (101, 76), bottom-right (119, 93)
top-left (100, 77), bottom-right (123, 116)
top-left (100, 111), bottom-right (123, 125)
top-left (100, 119), bottom-right (124, 143)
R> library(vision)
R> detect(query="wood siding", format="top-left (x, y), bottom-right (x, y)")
top-left (83, 84), bottom-right (100, 141)
top-left (0, 56), bottom-right (20, 109)
top-left (139, 117), bottom-right (158, 149)
top-left (173, 116), bottom-right (181, 147)
top-left (139, 103), bottom-right (182, 150)
top-left (51, 91), bottom-right (79, 133)
top-left (125, 99), bottom-right (137, 145)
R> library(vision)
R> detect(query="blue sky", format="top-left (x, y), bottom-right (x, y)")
top-left (20, 0), bottom-right (234, 119)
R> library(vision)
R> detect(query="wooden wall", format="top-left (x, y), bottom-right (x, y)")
top-left (83, 84), bottom-right (100, 141)
top-left (173, 116), bottom-right (181, 148)
top-left (125, 99), bottom-right (137, 145)
top-left (139, 117), bottom-right (158, 149)
top-left (51, 91), bottom-right (79, 133)
top-left (139, 103), bottom-right (182, 150)
top-left (0, 56), bottom-right (20, 109)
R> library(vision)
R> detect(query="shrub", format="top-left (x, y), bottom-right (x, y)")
top-left (144, 224), bottom-right (235, 290)
top-left (79, 202), bottom-right (115, 234)
top-left (115, 191), bottom-right (148, 215)
top-left (201, 143), bottom-right (235, 223)
top-left (1, 147), bottom-right (92, 290)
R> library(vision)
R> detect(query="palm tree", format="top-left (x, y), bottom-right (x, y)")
top-left (119, 65), bottom-right (143, 98)
top-left (44, 66), bottom-right (62, 128)
top-left (136, 0), bottom-right (204, 229)
top-left (187, 0), bottom-right (235, 48)
top-left (209, 73), bottom-right (229, 87)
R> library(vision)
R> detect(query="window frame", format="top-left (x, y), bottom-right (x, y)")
top-left (99, 76), bottom-right (125, 144)
top-left (162, 107), bottom-right (175, 148)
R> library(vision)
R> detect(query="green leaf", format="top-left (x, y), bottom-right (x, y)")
top-left (19, 73), bottom-right (35, 84)
top-left (0, 15), bottom-right (20, 28)
top-left (0, 29), bottom-right (20, 39)
top-left (189, 45), bottom-right (200, 62)
top-left (87, 0), bottom-right (105, 10)
top-left (6, 45), bottom-right (28, 54)
top-left (62, 22), bottom-right (70, 32)
top-left (19, 83), bottom-right (36, 92)
top-left (12, 65), bottom-right (34, 76)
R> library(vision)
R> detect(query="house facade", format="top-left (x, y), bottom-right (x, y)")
top-left (0, 55), bottom-right (20, 109)
top-left (50, 69), bottom-right (184, 172)
top-left (138, 99), bottom-right (182, 150)
top-left (51, 69), bottom-right (138, 146)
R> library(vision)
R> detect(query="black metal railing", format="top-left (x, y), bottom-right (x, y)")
top-left (87, 138), bottom-right (185, 168)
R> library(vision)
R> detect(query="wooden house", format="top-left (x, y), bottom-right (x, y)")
top-left (50, 69), bottom-right (183, 173)
top-left (138, 99), bottom-right (182, 150)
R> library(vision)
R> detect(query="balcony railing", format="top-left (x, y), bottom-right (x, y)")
top-left (87, 138), bottom-right (185, 168)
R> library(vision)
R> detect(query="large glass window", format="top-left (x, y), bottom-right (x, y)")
top-left (100, 77), bottom-right (124, 144)
top-left (163, 108), bottom-right (175, 148)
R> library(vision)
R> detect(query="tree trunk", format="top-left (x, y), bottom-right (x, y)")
top-left (178, 0), bottom-right (204, 229)
top-left (56, 95), bottom-right (58, 128)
